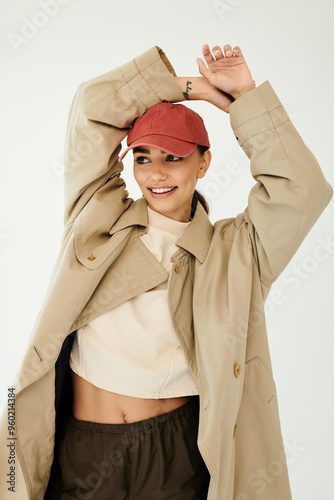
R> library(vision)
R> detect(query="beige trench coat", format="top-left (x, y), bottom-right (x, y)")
top-left (0, 46), bottom-right (332, 500)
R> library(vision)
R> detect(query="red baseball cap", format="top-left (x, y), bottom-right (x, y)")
top-left (119, 101), bottom-right (210, 162)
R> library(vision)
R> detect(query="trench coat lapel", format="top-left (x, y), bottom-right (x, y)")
top-left (108, 196), bottom-right (214, 264)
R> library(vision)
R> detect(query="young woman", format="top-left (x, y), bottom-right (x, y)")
top-left (0, 44), bottom-right (332, 500)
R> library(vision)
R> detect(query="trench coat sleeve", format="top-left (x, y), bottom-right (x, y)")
top-left (228, 81), bottom-right (333, 290)
top-left (63, 46), bottom-right (185, 226)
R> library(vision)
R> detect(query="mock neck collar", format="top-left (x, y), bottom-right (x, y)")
top-left (146, 205), bottom-right (190, 238)
top-left (109, 197), bottom-right (213, 263)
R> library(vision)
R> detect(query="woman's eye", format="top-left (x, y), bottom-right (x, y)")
top-left (166, 155), bottom-right (182, 162)
top-left (134, 155), bottom-right (181, 164)
top-left (135, 156), bottom-right (150, 164)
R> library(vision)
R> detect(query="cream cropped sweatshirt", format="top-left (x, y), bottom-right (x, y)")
top-left (69, 205), bottom-right (200, 399)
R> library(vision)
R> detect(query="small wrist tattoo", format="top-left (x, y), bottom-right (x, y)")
top-left (182, 80), bottom-right (192, 100)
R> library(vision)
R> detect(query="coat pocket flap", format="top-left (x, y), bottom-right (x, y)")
top-left (73, 218), bottom-right (133, 270)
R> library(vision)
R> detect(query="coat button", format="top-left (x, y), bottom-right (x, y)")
top-left (175, 265), bottom-right (180, 273)
top-left (234, 363), bottom-right (241, 378)
top-left (233, 424), bottom-right (237, 438)
top-left (88, 254), bottom-right (96, 261)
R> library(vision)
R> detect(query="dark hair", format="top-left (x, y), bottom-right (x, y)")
top-left (191, 190), bottom-right (209, 218)
top-left (190, 146), bottom-right (210, 218)
top-left (197, 145), bottom-right (209, 156)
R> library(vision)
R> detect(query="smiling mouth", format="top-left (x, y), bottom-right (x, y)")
top-left (148, 187), bottom-right (177, 194)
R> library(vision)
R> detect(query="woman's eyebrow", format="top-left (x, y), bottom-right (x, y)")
top-left (133, 147), bottom-right (150, 154)
top-left (133, 147), bottom-right (167, 154)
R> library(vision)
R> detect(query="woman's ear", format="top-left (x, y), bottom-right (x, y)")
top-left (197, 150), bottom-right (212, 179)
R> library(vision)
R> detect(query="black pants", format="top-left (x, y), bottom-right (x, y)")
top-left (44, 395), bottom-right (210, 499)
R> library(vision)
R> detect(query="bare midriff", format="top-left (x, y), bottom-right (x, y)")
top-left (71, 369), bottom-right (193, 424)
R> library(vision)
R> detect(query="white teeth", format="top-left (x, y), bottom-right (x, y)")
top-left (151, 187), bottom-right (175, 193)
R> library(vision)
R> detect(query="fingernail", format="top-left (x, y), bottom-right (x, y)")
top-left (227, 50), bottom-right (232, 56)
top-left (196, 58), bottom-right (200, 65)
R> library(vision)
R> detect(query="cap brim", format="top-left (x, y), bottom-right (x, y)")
top-left (118, 135), bottom-right (198, 162)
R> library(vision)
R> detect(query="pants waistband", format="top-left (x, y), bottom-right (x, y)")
top-left (66, 395), bottom-right (199, 434)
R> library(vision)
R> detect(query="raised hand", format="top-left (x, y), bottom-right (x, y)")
top-left (196, 44), bottom-right (255, 100)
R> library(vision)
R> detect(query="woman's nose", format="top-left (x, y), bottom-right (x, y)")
top-left (151, 160), bottom-right (167, 180)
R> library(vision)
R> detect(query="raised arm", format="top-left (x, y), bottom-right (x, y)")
top-left (229, 81), bottom-right (333, 289)
top-left (185, 43), bottom-right (333, 290)
top-left (63, 46), bottom-right (185, 226)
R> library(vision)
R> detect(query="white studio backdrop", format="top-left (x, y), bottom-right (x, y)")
top-left (1, 0), bottom-right (333, 498)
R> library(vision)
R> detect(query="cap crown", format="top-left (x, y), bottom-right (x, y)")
top-left (127, 102), bottom-right (210, 148)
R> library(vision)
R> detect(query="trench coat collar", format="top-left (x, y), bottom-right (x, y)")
top-left (108, 197), bottom-right (214, 264)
